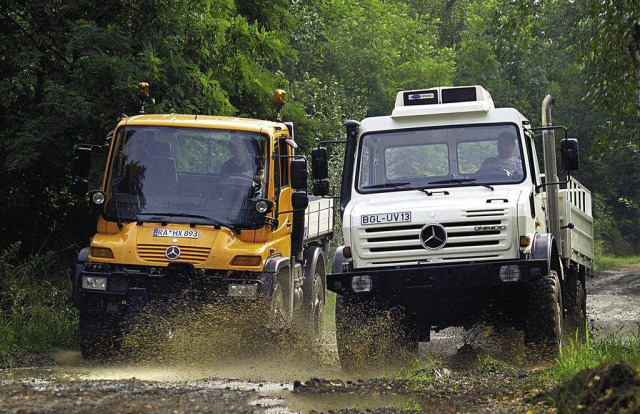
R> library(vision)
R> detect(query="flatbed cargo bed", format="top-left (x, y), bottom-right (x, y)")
top-left (304, 196), bottom-right (334, 242)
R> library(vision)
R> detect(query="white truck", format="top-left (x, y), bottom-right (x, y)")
top-left (311, 85), bottom-right (593, 366)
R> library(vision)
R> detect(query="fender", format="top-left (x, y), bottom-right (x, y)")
top-left (72, 247), bottom-right (89, 306)
top-left (302, 246), bottom-right (326, 300)
top-left (260, 255), bottom-right (290, 295)
top-left (531, 233), bottom-right (564, 280)
top-left (332, 245), bottom-right (347, 274)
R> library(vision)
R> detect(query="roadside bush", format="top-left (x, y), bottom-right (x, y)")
top-left (0, 243), bottom-right (77, 359)
top-left (549, 328), bottom-right (640, 383)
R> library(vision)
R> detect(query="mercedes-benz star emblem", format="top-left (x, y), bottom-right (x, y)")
top-left (419, 223), bottom-right (447, 250)
top-left (166, 246), bottom-right (181, 260)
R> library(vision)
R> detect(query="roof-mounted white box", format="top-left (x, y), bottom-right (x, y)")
top-left (392, 85), bottom-right (495, 118)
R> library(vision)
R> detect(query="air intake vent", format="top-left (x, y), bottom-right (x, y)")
top-left (442, 87), bottom-right (477, 104)
top-left (403, 89), bottom-right (439, 106)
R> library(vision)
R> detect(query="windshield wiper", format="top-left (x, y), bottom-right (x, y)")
top-left (136, 212), bottom-right (241, 234)
top-left (363, 182), bottom-right (430, 193)
top-left (429, 178), bottom-right (494, 191)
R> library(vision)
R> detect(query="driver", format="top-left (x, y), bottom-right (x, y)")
top-left (220, 139), bottom-right (254, 176)
top-left (478, 132), bottom-right (522, 178)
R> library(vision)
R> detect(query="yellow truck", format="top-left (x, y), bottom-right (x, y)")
top-left (70, 87), bottom-right (333, 358)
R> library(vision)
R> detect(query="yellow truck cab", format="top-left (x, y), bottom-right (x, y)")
top-left (71, 89), bottom-right (333, 358)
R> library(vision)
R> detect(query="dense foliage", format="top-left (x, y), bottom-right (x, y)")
top-left (0, 0), bottom-right (639, 259)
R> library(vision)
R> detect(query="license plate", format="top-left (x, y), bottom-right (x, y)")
top-left (153, 229), bottom-right (200, 238)
top-left (361, 212), bottom-right (411, 225)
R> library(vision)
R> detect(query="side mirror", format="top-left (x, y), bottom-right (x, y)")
top-left (312, 180), bottom-right (330, 197)
top-left (561, 138), bottom-right (579, 171)
top-left (311, 147), bottom-right (329, 180)
top-left (290, 159), bottom-right (308, 190)
top-left (72, 146), bottom-right (92, 178)
top-left (71, 179), bottom-right (89, 196)
top-left (71, 146), bottom-right (92, 196)
top-left (291, 191), bottom-right (309, 210)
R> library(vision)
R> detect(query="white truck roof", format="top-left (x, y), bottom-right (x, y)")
top-left (360, 85), bottom-right (529, 134)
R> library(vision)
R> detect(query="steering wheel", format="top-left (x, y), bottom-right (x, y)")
top-left (473, 168), bottom-right (512, 179)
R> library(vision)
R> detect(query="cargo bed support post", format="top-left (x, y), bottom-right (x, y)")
top-left (542, 95), bottom-right (561, 245)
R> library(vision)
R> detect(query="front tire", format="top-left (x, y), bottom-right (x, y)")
top-left (307, 270), bottom-right (325, 344)
top-left (335, 295), bottom-right (418, 371)
top-left (79, 311), bottom-right (121, 359)
top-left (524, 270), bottom-right (563, 360)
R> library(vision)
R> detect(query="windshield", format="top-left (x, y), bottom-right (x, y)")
top-left (357, 124), bottom-right (525, 193)
top-left (105, 126), bottom-right (267, 227)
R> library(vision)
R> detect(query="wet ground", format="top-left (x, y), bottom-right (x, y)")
top-left (1, 266), bottom-right (638, 413)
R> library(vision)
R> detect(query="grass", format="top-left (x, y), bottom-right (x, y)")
top-left (394, 357), bottom-right (442, 387)
top-left (594, 255), bottom-right (640, 272)
top-left (0, 243), bottom-right (77, 361)
top-left (546, 327), bottom-right (640, 383)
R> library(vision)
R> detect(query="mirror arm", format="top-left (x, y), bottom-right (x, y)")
top-left (318, 140), bottom-right (346, 147)
top-left (276, 208), bottom-right (308, 215)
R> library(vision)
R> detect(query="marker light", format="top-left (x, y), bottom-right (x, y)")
top-left (232, 255), bottom-right (262, 266)
top-left (90, 247), bottom-right (114, 259)
top-left (92, 191), bottom-right (106, 205)
top-left (256, 200), bottom-right (269, 213)
top-left (520, 236), bottom-right (531, 247)
top-left (342, 246), bottom-right (352, 258)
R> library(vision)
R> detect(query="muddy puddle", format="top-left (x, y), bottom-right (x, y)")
top-left (1, 268), bottom-right (638, 412)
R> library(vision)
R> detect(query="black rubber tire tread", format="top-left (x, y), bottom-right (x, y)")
top-left (335, 295), bottom-right (418, 371)
top-left (564, 279), bottom-right (587, 344)
top-left (335, 294), bottom-right (362, 370)
top-left (524, 270), bottom-right (563, 359)
top-left (307, 269), bottom-right (326, 344)
top-left (79, 312), bottom-right (121, 359)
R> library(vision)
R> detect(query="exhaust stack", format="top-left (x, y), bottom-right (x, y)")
top-left (542, 95), bottom-right (561, 246)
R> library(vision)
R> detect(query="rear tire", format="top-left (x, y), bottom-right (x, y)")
top-left (564, 279), bottom-right (587, 343)
top-left (524, 270), bottom-right (563, 360)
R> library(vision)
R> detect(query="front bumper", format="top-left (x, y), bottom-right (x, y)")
top-left (327, 259), bottom-right (548, 295)
top-left (76, 262), bottom-right (274, 313)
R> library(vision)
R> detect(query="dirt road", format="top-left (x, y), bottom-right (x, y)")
top-left (0, 266), bottom-right (637, 413)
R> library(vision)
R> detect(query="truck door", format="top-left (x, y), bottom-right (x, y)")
top-left (525, 131), bottom-right (546, 232)
top-left (272, 136), bottom-right (294, 255)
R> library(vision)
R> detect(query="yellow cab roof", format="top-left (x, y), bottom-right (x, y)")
top-left (120, 114), bottom-right (283, 135)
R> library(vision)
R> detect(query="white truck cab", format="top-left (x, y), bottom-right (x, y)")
top-left (312, 85), bottom-right (594, 368)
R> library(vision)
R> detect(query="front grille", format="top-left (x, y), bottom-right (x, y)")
top-left (137, 244), bottom-right (211, 264)
top-left (357, 211), bottom-right (510, 267)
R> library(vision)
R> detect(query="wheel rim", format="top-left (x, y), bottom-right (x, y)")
top-left (312, 275), bottom-right (324, 342)
top-left (555, 281), bottom-right (563, 351)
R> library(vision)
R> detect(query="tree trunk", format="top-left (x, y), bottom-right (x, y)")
top-left (630, 17), bottom-right (640, 110)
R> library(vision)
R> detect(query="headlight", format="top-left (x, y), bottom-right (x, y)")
top-left (82, 276), bottom-right (107, 291)
top-left (351, 275), bottom-right (372, 293)
top-left (228, 284), bottom-right (258, 297)
top-left (499, 265), bottom-right (521, 282)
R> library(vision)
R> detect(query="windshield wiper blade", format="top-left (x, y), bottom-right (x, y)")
top-left (428, 178), bottom-right (494, 191)
top-left (363, 182), bottom-right (431, 193)
top-left (363, 182), bottom-right (411, 189)
top-left (137, 212), bottom-right (241, 234)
